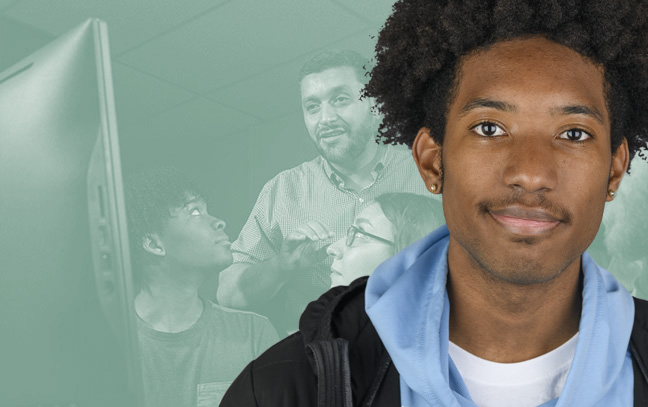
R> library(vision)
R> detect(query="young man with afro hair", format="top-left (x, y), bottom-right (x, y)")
top-left (221, 0), bottom-right (648, 406)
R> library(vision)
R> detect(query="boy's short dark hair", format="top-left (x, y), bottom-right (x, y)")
top-left (124, 167), bottom-right (205, 284)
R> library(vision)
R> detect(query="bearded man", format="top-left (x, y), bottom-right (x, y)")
top-left (217, 50), bottom-right (428, 335)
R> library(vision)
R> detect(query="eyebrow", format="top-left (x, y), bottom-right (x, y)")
top-left (549, 104), bottom-right (605, 125)
top-left (182, 197), bottom-right (204, 209)
top-left (460, 98), bottom-right (605, 125)
top-left (459, 98), bottom-right (517, 116)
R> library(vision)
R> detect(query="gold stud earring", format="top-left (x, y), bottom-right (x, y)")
top-left (430, 184), bottom-right (438, 193)
top-left (608, 189), bottom-right (615, 198)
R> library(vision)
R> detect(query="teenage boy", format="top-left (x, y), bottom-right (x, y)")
top-left (221, 1), bottom-right (648, 406)
top-left (125, 168), bottom-right (277, 407)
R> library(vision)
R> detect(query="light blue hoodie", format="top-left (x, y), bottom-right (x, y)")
top-left (365, 225), bottom-right (635, 407)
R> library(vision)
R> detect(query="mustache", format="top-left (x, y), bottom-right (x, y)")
top-left (478, 192), bottom-right (572, 224)
top-left (317, 122), bottom-right (349, 137)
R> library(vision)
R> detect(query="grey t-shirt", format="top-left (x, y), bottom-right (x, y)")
top-left (137, 298), bottom-right (278, 407)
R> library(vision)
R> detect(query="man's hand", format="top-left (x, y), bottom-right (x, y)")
top-left (275, 220), bottom-right (334, 275)
top-left (217, 221), bottom-right (334, 309)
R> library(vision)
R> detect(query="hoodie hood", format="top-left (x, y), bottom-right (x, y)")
top-left (366, 224), bottom-right (635, 407)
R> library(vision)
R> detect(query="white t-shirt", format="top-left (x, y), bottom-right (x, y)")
top-left (448, 334), bottom-right (578, 407)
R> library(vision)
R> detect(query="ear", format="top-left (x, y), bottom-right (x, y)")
top-left (412, 127), bottom-right (443, 194)
top-left (607, 137), bottom-right (629, 202)
top-left (142, 234), bottom-right (165, 257)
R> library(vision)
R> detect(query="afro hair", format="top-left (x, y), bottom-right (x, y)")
top-left (366, 0), bottom-right (648, 171)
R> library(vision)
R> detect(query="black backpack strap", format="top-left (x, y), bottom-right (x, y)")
top-left (305, 338), bottom-right (353, 407)
top-left (303, 278), bottom-right (370, 407)
top-left (631, 297), bottom-right (648, 407)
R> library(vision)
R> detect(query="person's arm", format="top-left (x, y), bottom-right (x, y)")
top-left (217, 259), bottom-right (286, 309)
top-left (217, 221), bottom-right (332, 309)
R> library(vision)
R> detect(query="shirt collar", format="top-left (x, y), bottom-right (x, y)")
top-left (321, 144), bottom-right (392, 187)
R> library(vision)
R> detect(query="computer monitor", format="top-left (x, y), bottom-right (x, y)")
top-left (0, 19), bottom-right (140, 406)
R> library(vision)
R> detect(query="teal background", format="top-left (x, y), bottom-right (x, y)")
top-left (1, 0), bottom-right (394, 238)
top-left (1, 0), bottom-right (646, 405)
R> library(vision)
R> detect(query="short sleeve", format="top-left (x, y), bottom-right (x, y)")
top-left (231, 179), bottom-right (284, 265)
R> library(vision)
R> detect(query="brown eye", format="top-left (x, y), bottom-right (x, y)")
top-left (559, 128), bottom-right (591, 142)
top-left (472, 122), bottom-right (506, 137)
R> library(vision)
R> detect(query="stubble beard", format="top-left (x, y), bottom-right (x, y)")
top-left (316, 115), bottom-right (378, 166)
top-left (444, 162), bottom-right (577, 286)
top-left (452, 212), bottom-right (576, 286)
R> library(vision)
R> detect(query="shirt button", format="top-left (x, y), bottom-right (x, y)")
top-left (359, 198), bottom-right (364, 203)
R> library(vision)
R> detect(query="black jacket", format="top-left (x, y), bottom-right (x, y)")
top-left (221, 277), bottom-right (648, 406)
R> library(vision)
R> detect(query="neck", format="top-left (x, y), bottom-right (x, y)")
top-left (329, 143), bottom-right (384, 190)
top-left (447, 239), bottom-right (582, 363)
top-left (135, 266), bottom-right (205, 333)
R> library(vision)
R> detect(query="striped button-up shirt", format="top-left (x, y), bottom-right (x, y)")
top-left (231, 145), bottom-right (431, 332)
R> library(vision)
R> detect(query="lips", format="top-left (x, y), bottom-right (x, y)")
top-left (214, 234), bottom-right (230, 245)
top-left (488, 205), bottom-right (562, 236)
top-left (318, 128), bottom-right (346, 139)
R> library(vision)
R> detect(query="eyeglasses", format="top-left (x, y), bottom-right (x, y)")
top-left (345, 225), bottom-right (394, 247)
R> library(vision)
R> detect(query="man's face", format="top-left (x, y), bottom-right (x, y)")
top-left (158, 196), bottom-right (233, 273)
top-left (416, 37), bottom-right (627, 284)
top-left (301, 66), bottom-right (378, 165)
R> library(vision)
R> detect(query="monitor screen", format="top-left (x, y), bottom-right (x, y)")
top-left (0, 19), bottom-right (139, 407)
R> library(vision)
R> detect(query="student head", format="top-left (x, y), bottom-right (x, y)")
top-left (327, 193), bottom-right (444, 287)
top-left (299, 49), bottom-right (380, 166)
top-left (365, 0), bottom-right (648, 285)
top-left (124, 167), bottom-right (232, 289)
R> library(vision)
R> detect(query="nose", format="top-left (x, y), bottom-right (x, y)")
top-left (210, 217), bottom-right (226, 231)
top-left (327, 237), bottom-right (344, 260)
top-left (502, 137), bottom-right (558, 193)
top-left (319, 102), bottom-right (338, 125)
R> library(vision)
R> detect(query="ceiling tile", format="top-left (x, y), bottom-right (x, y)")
top-left (206, 29), bottom-right (379, 122)
top-left (117, 0), bottom-right (368, 94)
top-left (329, 28), bottom-right (381, 62)
top-left (0, 0), bottom-right (20, 11)
top-left (111, 62), bottom-right (195, 127)
top-left (4, 0), bottom-right (229, 54)
top-left (206, 61), bottom-right (302, 121)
